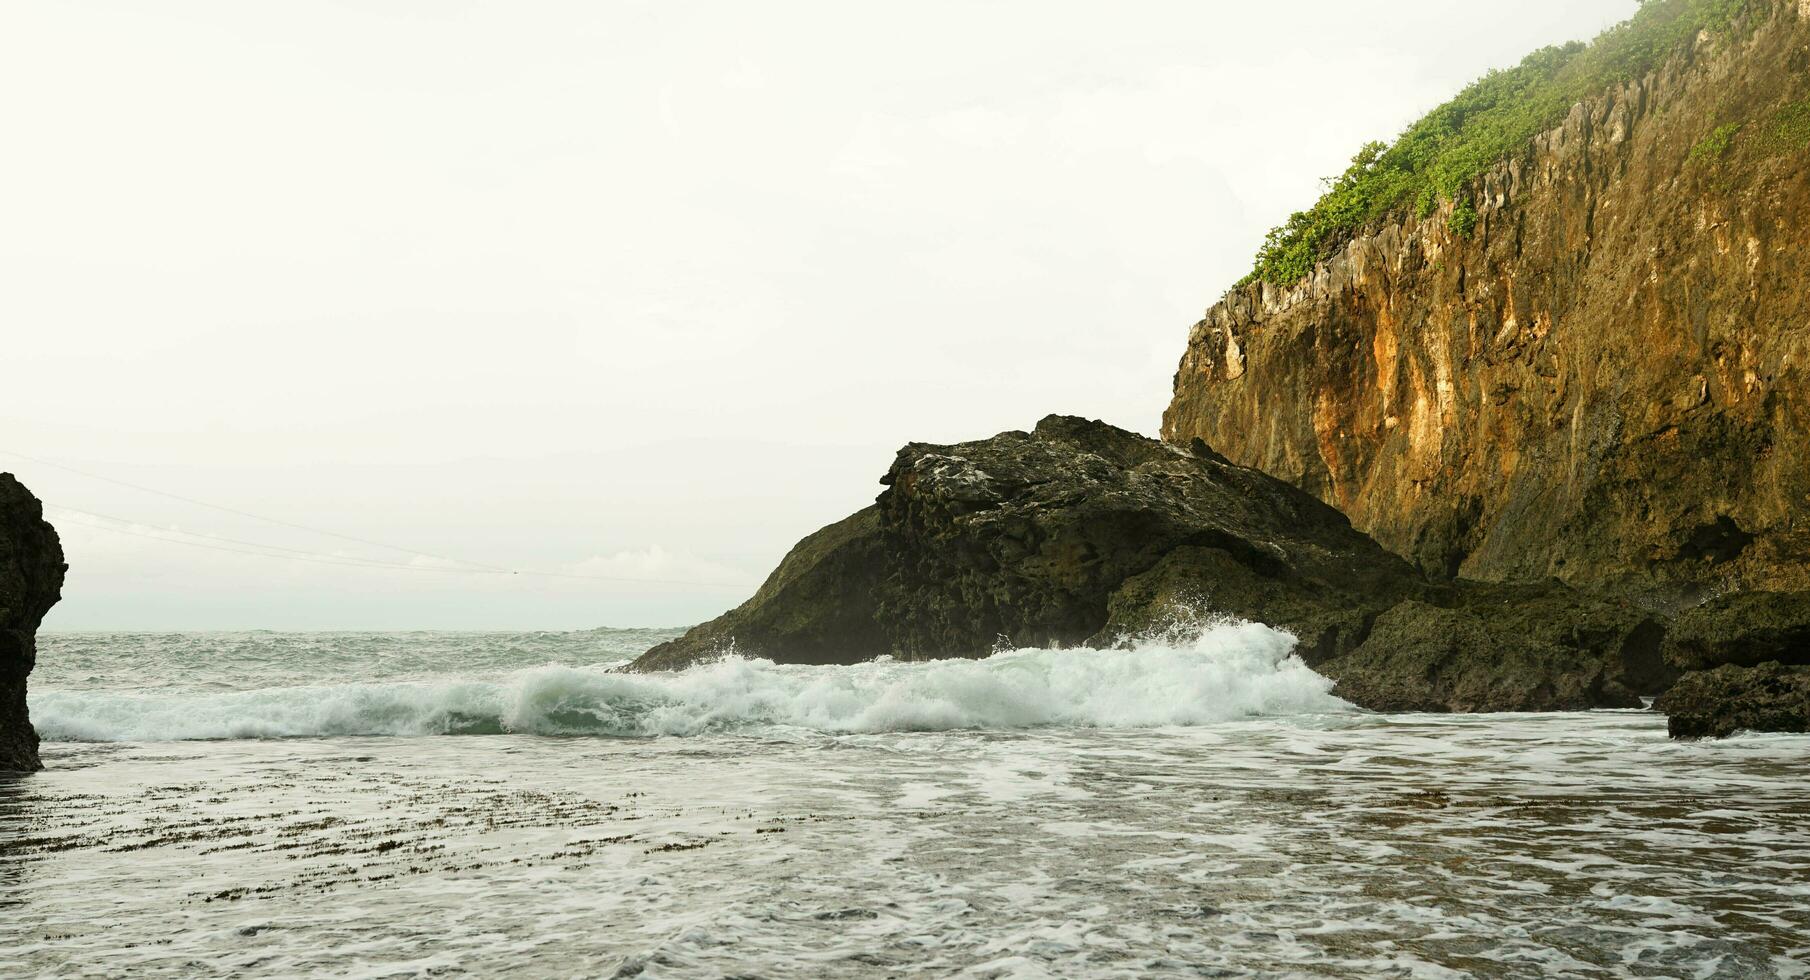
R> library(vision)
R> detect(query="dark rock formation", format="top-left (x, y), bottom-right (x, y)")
top-left (1655, 662), bottom-right (1810, 739)
top-left (1649, 590), bottom-right (1810, 737)
top-left (868, 415), bottom-right (1420, 663)
top-left (1, 474), bottom-right (66, 772)
top-left (634, 507), bottom-right (894, 670)
top-left (633, 417), bottom-right (1663, 713)
top-left (1663, 590), bottom-right (1810, 671)
top-left (634, 416), bottom-right (1415, 671)
top-left (1320, 584), bottom-right (1669, 712)
top-left (1161, 2), bottom-right (1810, 599)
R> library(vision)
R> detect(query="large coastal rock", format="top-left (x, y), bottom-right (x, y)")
top-left (1655, 663), bottom-right (1810, 739)
top-left (1650, 590), bottom-right (1810, 737)
top-left (635, 416), bottom-right (1416, 670)
top-left (1320, 583), bottom-right (1668, 712)
top-left (633, 418), bottom-right (1666, 713)
top-left (1, 474), bottom-right (66, 772)
top-left (1162, 1), bottom-right (1810, 599)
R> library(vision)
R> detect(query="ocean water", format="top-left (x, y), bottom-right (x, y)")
top-left (5, 626), bottom-right (1809, 978)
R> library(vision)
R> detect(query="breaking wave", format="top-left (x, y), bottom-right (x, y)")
top-left (32, 621), bottom-right (1347, 741)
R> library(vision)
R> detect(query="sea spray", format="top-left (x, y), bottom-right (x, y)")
top-left (31, 620), bottom-right (1348, 741)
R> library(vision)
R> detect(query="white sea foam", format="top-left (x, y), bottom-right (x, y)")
top-left (31, 620), bottom-right (1345, 741)
top-left (17, 631), bottom-right (1810, 978)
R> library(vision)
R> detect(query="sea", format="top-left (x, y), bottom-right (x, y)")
top-left (4, 623), bottom-right (1808, 978)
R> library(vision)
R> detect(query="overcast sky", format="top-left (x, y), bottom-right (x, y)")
top-left (4, 0), bottom-right (1634, 630)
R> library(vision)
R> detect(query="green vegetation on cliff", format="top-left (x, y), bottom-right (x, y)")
top-left (1242, 0), bottom-right (1751, 287)
top-left (1692, 96), bottom-right (1810, 168)
top-left (1758, 96), bottom-right (1810, 152)
top-left (1688, 121), bottom-right (1743, 162)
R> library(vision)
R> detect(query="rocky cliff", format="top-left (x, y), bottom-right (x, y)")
top-left (1162, 0), bottom-right (1810, 598)
top-left (1, 474), bottom-right (66, 772)
top-left (637, 3), bottom-right (1810, 736)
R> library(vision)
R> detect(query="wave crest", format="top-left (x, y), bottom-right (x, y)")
top-left (31, 621), bottom-right (1346, 741)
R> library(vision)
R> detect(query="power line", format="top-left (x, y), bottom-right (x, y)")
top-left (54, 511), bottom-right (498, 574)
top-left (1, 449), bottom-right (511, 572)
top-left (52, 507), bottom-right (752, 588)
top-left (49, 504), bottom-right (454, 570)
top-left (2, 450), bottom-right (754, 589)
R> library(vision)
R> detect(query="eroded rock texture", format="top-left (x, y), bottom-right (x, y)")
top-left (1320, 583), bottom-right (1669, 713)
top-left (632, 418), bottom-right (1664, 712)
top-left (1162, 2), bottom-right (1810, 599)
top-left (634, 416), bottom-right (1413, 671)
top-left (1656, 662), bottom-right (1810, 738)
top-left (1663, 590), bottom-right (1810, 670)
top-left (2, 474), bottom-right (66, 772)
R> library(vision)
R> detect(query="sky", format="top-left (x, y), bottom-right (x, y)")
top-left (3, 0), bottom-right (1636, 630)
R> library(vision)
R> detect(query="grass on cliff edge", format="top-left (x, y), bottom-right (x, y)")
top-left (1241, 0), bottom-right (1751, 288)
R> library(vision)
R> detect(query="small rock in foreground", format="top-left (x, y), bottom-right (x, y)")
top-left (1655, 663), bottom-right (1810, 740)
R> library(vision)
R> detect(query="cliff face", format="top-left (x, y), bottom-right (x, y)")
top-left (1163, 0), bottom-right (1810, 597)
top-left (1, 474), bottom-right (66, 772)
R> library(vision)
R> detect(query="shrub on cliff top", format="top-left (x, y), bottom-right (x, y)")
top-left (1241, 0), bottom-right (1752, 288)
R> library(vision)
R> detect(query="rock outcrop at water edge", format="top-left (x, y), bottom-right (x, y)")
top-left (1655, 662), bottom-right (1810, 739)
top-left (633, 417), bottom-right (1667, 713)
top-left (1, 474), bottom-right (66, 772)
top-left (1652, 590), bottom-right (1810, 736)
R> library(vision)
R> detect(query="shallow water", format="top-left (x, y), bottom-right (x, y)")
top-left (5, 629), bottom-right (1809, 978)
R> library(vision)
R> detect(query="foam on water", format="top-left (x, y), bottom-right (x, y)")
top-left (10, 629), bottom-right (1810, 977)
top-left (31, 621), bottom-right (1343, 741)
top-left (11, 710), bottom-right (1810, 977)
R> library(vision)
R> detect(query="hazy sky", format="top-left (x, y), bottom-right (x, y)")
top-left (4, 0), bottom-right (1635, 630)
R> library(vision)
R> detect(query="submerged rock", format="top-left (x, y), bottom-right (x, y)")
top-left (633, 417), bottom-right (1662, 713)
top-left (1, 474), bottom-right (66, 772)
top-left (1655, 663), bottom-right (1810, 739)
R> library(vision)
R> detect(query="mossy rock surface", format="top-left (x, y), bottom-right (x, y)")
top-left (1318, 590), bottom-right (1665, 713)
top-left (636, 416), bottom-right (1419, 670)
top-left (1656, 662), bottom-right (1810, 738)
top-left (633, 418), bottom-right (1668, 714)
top-left (1663, 591), bottom-right (1810, 671)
